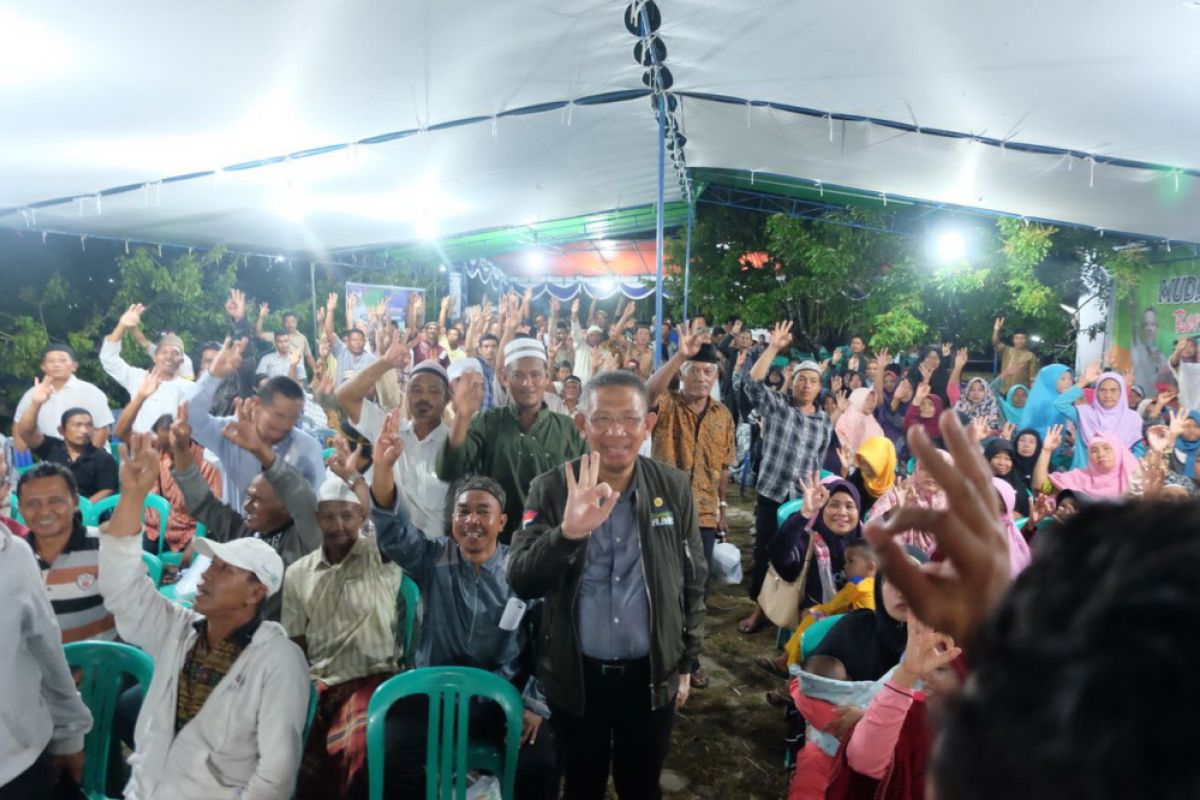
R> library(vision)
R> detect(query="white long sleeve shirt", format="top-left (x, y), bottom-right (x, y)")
top-left (0, 522), bottom-right (93, 785)
top-left (98, 533), bottom-right (310, 799)
top-left (100, 339), bottom-right (198, 433)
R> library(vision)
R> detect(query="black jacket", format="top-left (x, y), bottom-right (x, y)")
top-left (508, 456), bottom-right (707, 715)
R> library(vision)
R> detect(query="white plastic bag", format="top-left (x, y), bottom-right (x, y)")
top-left (711, 541), bottom-right (743, 585)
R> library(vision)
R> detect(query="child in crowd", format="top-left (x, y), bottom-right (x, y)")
top-left (783, 540), bottom-right (878, 665)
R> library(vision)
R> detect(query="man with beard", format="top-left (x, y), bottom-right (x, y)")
top-left (439, 337), bottom-right (586, 542)
top-left (336, 336), bottom-right (452, 538)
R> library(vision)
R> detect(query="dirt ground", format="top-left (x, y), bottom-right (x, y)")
top-left (654, 489), bottom-right (791, 799)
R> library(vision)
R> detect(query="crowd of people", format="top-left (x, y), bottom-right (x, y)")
top-left (4, 284), bottom-right (1199, 800)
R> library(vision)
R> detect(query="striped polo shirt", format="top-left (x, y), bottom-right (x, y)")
top-left (25, 520), bottom-right (116, 643)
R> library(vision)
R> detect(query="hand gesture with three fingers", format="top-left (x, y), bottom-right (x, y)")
top-left (864, 411), bottom-right (1011, 647)
top-left (561, 452), bottom-right (620, 540)
top-left (119, 433), bottom-right (161, 497)
top-left (1043, 424), bottom-right (1063, 452)
top-left (373, 409), bottom-right (406, 471)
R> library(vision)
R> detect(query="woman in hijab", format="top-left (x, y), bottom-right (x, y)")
top-left (954, 377), bottom-right (1001, 432)
top-left (761, 476), bottom-right (865, 678)
top-left (1018, 364), bottom-right (1073, 436)
top-left (1033, 426), bottom-right (1139, 500)
top-left (768, 476), bottom-right (865, 615)
top-left (902, 386), bottom-right (945, 446)
top-left (1170, 409), bottom-right (1200, 480)
top-left (906, 347), bottom-right (951, 407)
top-left (847, 436), bottom-right (897, 518)
top-left (993, 477), bottom-right (1032, 575)
top-left (1011, 428), bottom-right (1042, 487)
top-left (869, 451), bottom-right (952, 555)
top-left (995, 382), bottom-right (1029, 427)
top-left (837, 388), bottom-right (886, 456)
top-left (984, 438), bottom-right (1030, 516)
top-left (1055, 370), bottom-right (1145, 469)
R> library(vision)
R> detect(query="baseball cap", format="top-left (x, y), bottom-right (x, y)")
top-left (194, 537), bottom-right (285, 597)
top-left (794, 360), bottom-right (822, 374)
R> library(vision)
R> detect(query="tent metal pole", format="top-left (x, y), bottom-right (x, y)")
top-left (309, 261), bottom-right (319, 345)
top-left (682, 202), bottom-right (694, 321)
top-left (654, 94), bottom-right (666, 372)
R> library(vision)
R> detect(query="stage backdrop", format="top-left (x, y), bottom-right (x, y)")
top-left (1110, 259), bottom-right (1200, 391)
top-left (344, 282), bottom-right (425, 330)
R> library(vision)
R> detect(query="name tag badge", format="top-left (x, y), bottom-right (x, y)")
top-left (652, 511), bottom-right (675, 528)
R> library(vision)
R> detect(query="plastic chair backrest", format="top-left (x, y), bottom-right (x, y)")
top-left (10, 494), bottom-right (24, 525)
top-left (776, 497), bottom-right (804, 528)
top-left (399, 575), bottom-right (421, 670)
top-left (800, 613), bottom-right (846, 662)
top-left (88, 494), bottom-right (119, 524)
top-left (144, 493), bottom-right (171, 553)
top-left (322, 447), bottom-right (336, 461)
top-left (367, 667), bottom-right (523, 800)
top-left (141, 552), bottom-right (164, 587)
top-left (63, 641), bottom-right (154, 800)
top-left (85, 493), bottom-right (171, 550)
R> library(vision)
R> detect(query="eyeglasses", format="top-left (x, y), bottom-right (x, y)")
top-left (586, 415), bottom-right (643, 431)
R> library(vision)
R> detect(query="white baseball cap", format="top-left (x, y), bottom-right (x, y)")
top-left (194, 537), bottom-right (285, 597)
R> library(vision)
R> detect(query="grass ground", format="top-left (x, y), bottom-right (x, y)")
top-left (653, 489), bottom-right (791, 799)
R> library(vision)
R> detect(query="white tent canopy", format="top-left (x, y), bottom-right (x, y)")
top-left (3, 0), bottom-right (1199, 252)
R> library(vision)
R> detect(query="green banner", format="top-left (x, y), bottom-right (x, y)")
top-left (1112, 260), bottom-right (1200, 390)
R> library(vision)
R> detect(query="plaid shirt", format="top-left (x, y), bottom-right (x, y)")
top-left (745, 378), bottom-right (832, 503)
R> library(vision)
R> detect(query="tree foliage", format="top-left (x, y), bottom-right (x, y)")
top-left (665, 203), bottom-right (1107, 360)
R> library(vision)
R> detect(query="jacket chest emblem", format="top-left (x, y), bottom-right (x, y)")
top-left (651, 511), bottom-right (675, 528)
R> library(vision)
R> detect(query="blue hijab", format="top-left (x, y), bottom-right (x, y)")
top-left (998, 383), bottom-right (1029, 426)
top-left (1174, 411), bottom-right (1200, 479)
top-left (1019, 364), bottom-right (1071, 436)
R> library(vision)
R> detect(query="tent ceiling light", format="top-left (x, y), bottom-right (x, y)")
top-left (934, 231), bottom-right (967, 263)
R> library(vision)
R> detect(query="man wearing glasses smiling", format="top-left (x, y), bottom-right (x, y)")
top-left (509, 370), bottom-right (707, 800)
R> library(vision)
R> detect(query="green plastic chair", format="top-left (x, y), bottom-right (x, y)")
top-left (141, 552), bottom-right (164, 587)
top-left (322, 447), bottom-right (336, 461)
top-left (776, 497), bottom-right (804, 528)
top-left (88, 493), bottom-right (172, 553)
top-left (63, 641), bottom-right (155, 800)
top-left (367, 667), bottom-right (523, 800)
top-left (9, 494), bottom-right (24, 525)
top-left (399, 575), bottom-right (421, 670)
top-left (800, 613), bottom-right (846, 662)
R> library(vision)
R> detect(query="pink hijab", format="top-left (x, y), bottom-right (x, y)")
top-left (992, 477), bottom-right (1032, 576)
top-left (1076, 372), bottom-right (1143, 450)
top-left (1049, 432), bottom-right (1140, 498)
top-left (835, 388), bottom-right (885, 455)
top-left (871, 450), bottom-right (953, 555)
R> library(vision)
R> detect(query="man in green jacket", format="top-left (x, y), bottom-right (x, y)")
top-left (509, 370), bottom-right (707, 800)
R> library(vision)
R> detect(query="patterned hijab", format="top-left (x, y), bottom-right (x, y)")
top-left (955, 377), bottom-right (1000, 429)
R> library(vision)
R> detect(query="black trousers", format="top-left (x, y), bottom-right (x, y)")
top-left (0, 750), bottom-right (86, 800)
top-left (750, 494), bottom-right (783, 601)
top-left (383, 695), bottom-right (559, 800)
top-left (552, 657), bottom-right (675, 800)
